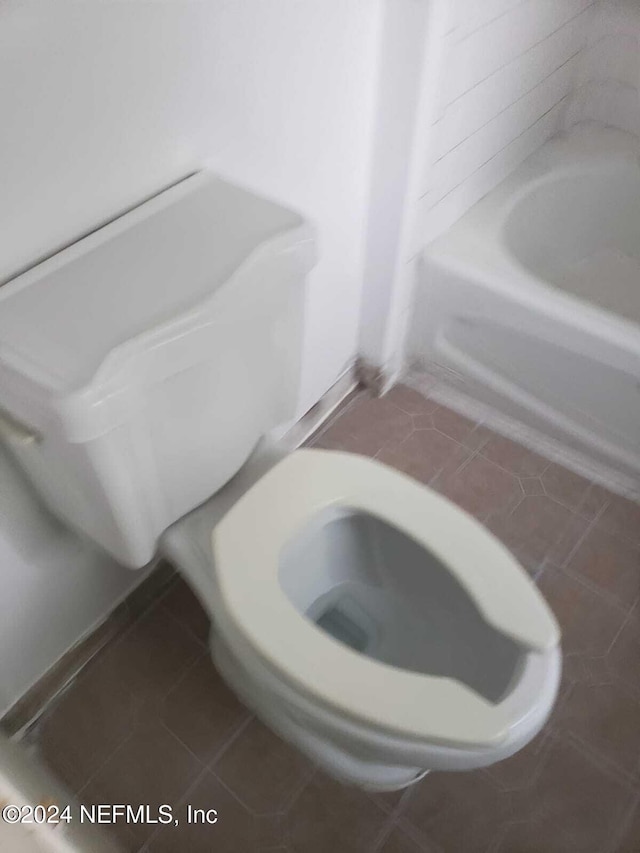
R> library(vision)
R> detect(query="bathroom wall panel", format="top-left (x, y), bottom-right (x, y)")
top-left (433, 14), bottom-right (589, 159)
top-left (429, 56), bottom-right (580, 203)
top-left (414, 99), bottom-right (568, 249)
top-left (419, 0), bottom-right (597, 243)
top-left (443, 0), bottom-right (593, 105)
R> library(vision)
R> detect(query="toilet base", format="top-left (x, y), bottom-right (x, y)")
top-left (211, 631), bottom-right (431, 792)
top-left (207, 595), bottom-right (560, 788)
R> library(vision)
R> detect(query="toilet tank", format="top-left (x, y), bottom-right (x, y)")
top-left (0, 173), bottom-right (315, 567)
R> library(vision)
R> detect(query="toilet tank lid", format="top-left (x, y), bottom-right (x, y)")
top-left (0, 172), bottom-right (313, 400)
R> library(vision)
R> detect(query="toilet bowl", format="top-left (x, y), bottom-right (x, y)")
top-left (203, 448), bottom-right (561, 790)
top-left (0, 170), bottom-right (561, 792)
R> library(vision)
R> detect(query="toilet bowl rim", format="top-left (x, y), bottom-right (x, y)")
top-left (210, 591), bottom-right (561, 755)
top-left (212, 448), bottom-right (561, 748)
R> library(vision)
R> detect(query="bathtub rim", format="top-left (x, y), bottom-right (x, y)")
top-left (423, 124), bottom-right (640, 352)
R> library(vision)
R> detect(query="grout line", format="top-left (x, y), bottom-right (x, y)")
top-left (141, 765), bottom-right (212, 852)
top-left (604, 790), bottom-right (640, 853)
top-left (577, 483), bottom-right (611, 521)
top-left (606, 599), bottom-right (638, 656)
top-left (370, 816), bottom-right (397, 853)
top-left (159, 718), bottom-right (209, 770)
top-left (558, 561), bottom-right (633, 616)
top-left (561, 728), bottom-right (640, 789)
top-left (206, 755), bottom-right (292, 817)
top-left (475, 449), bottom-right (546, 482)
top-left (370, 782), bottom-right (424, 853)
top-left (392, 783), bottom-right (418, 818)
top-left (76, 728), bottom-right (138, 801)
top-left (556, 485), bottom-right (637, 582)
top-left (79, 589), bottom-right (169, 672)
top-left (207, 713), bottom-right (254, 769)
top-left (395, 813), bottom-right (441, 851)
top-left (483, 490), bottom-right (526, 526)
top-left (555, 512), bottom-right (597, 570)
top-left (516, 478), bottom-right (528, 501)
top-left (160, 647), bottom-right (208, 701)
top-left (74, 648), bottom-right (212, 800)
top-left (430, 441), bottom-right (484, 487)
top-left (275, 762), bottom-right (317, 816)
top-left (591, 493), bottom-right (612, 525)
top-left (155, 595), bottom-right (210, 651)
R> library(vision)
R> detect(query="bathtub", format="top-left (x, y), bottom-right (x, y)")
top-left (416, 124), bottom-right (640, 479)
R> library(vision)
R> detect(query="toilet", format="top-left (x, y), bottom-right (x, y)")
top-left (0, 172), bottom-right (561, 791)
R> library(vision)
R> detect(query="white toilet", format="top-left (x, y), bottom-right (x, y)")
top-left (0, 172), bottom-right (561, 791)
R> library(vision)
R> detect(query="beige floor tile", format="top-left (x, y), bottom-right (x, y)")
top-left (567, 524), bottom-right (640, 607)
top-left (283, 773), bottom-right (390, 853)
top-left (160, 577), bottom-right (211, 645)
top-left (480, 434), bottom-right (549, 477)
top-left (162, 654), bottom-right (250, 764)
top-left (212, 718), bottom-right (312, 814)
top-left (494, 738), bottom-right (635, 853)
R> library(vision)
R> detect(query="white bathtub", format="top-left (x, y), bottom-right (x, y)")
top-left (416, 124), bottom-right (640, 479)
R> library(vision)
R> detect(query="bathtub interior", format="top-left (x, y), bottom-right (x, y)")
top-left (279, 507), bottom-right (523, 704)
top-left (504, 167), bottom-right (640, 324)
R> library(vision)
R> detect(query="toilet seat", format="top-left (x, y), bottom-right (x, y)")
top-left (212, 449), bottom-right (559, 749)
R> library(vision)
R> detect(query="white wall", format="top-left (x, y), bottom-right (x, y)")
top-left (565, 0), bottom-right (640, 136)
top-left (358, 0), bottom-right (430, 369)
top-left (0, 0), bottom-right (382, 713)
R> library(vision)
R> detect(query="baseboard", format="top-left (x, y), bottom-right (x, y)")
top-left (355, 356), bottom-right (401, 397)
top-left (284, 365), bottom-right (359, 448)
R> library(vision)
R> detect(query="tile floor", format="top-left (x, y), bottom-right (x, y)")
top-left (34, 384), bottom-right (640, 852)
